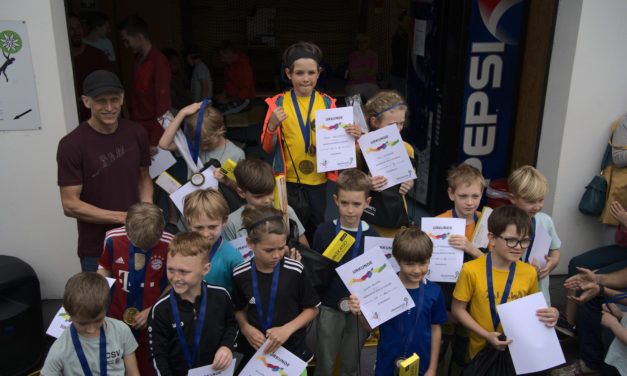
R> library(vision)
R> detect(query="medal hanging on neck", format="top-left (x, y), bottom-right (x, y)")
top-left (70, 324), bottom-right (107, 376)
top-left (394, 281), bottom-right (425, 369)
top-left (123, 242), bottom-right (152, 326)
top-left (292, 91), bottom-right (316, 174)
top-left (251, 259), bottom-right (281, 333)
top-left (186, 98), bottom-right (211, 185)
top-left (169, 287), bottom-right (207, 368)
top-left (486, 252), bottom-right (516, 331)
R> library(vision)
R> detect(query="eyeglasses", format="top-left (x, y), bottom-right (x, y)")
top-left (498, 236), bottom-right (532, 249)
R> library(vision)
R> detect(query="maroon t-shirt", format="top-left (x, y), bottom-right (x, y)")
top-left (56, 119), bottom-right (151, 258)
top-left (73, 45), bottom-right (113, 121)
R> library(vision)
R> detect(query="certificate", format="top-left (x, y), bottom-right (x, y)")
top-left (315, 107), bottom-right (356, 172)
top-left (497, 292), bottom-right (565, 374)
top-left (336, 250), bottom-right (414, 328)
top-left (169, 166), bottom-right (219, 214)
top-left (229, 235), bottom-right (254, 261)
top-left (420, 217), bottom-right (465, 282)
top-left (471, 207), bottom-right (492, 249)
top-left (525, 220), bottom-right (552, 269)
top-left (358, 124), bottom-right (416, 190)
top-left (238, 340), bottom-right (307, 376)
top-left (364, 236), bottom-right (400, 273)
top-left (188, 359), bottom-right (236, 376)
top-left (149, 147), bottom-right (177, 179)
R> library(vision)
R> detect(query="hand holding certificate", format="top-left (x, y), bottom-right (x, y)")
top-left (358, 124), bottom-right (416, 190)
top-left (188, 359), bottom-right (236, 376)
top-left (238, 340), bottom-right (307, 376)
top-left (169, 166), bottom-right (219, 214)
top-left (315, 107), bottom-right (357, 172)
top-left (336, 250), bottom-right (414, 328)
top-left (421, 217), bottom-right (465, 282)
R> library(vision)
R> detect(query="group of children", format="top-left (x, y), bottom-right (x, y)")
top-left (42, 39), bottom-right (600, 376)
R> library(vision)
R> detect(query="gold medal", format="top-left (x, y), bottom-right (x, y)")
top-left (123, 307), bottom-right (139, 326)
top-left (134, 253), bottom-right (146, 271)
top-left (190, 172), bottom-right (205, 186)
top-left (338, 297), bottom-right (351, 313)
top-left (298, 160), bottom-right (314, 174)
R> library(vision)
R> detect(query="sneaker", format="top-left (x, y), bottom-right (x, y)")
top-left (555, 312), bottom-right (577, 338)
top-left (550, 360), bottom-right (599, 376)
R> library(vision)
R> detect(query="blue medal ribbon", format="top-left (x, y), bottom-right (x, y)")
top-left (397, 280), bottom-right (426, 357)
top-left (251, 259), bottom-right (280, 333)
top-left (169, 286), bottom-right (207, 368)
top-left (291, 91), bottom-right (315, 153)
top-left (127, 242), bottom-right (152, 312)
top-left (335, 219), bottom-right (362, 262)
top-left (70, 324), bottom-right (107, 376)
top-left (209, 236), bottom-right (222, 262)
top-left (486, 252), bottom-right (516, 331)
top-left (452, 208), bottom-right (479, 224)
top-left (524, 217), bottom-right (536, 263)
top-left (605, 292), bottom-right (627, 305)
top-left (185, 97), bottom-right (211, 164)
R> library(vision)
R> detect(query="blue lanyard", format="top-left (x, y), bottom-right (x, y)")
top-left (251, 259), bottom-right (280, 333)
top-left (524, 217), bottom-right (536, 263)
top-left (335, 220), bottom-right (363, 262)
top-left (397, 281), bottom-right (426, 356)
top-left (486, 253), bottom-right (516, 331)
top-left (452, 208), bottom-right (479, 224)
top-left (169, 287), bottom-right (207, 368)
top-left (606, 292), bottom-right (627, 305)
top-left (185, 97), bottom-right (211, 164)
top-left (70, 324), bottom-right (106, 376)
top-left (291, 91), bottom-right (315, 153)
top-left (127, 243), bottom-right (152, 311)
top-left (209, 236), bottom-right (222, 262)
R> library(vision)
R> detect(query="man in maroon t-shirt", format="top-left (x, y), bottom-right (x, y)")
top-left (57, 70), bottom-right (153, 272)
top-left (118, 15), bottom-right (171, 150)
top-left (68, 14), bottom-right (112, 122)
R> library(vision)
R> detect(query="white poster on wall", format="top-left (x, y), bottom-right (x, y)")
top-left (0, 20), bottom-right (41, 131)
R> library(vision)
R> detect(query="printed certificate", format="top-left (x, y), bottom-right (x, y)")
top-left (229, 235), bottom-right (254, 261)
top-left (169, 166), bottom-right (219, 214)
top-left (315, 107), bottom-right (356, 172)
top-left (239, 340), bottom-right (307, 376)
top-left (336, 250), bottom-right (414, 328)
top-left (188, 359), bottom-right (236, 376)
top-left (364, 236), bottom-right (400, 273)
top-left (358, 124), bottom-right (416, 190)
top-left (420, 217), bottom-right (465, 282)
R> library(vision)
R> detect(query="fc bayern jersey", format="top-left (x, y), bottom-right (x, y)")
top-left (99, 226), bottom-right (173, 320)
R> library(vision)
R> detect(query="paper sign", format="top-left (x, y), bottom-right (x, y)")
top-left (315, 107), bottom-right (356, 172)
top-left (149, 147), bottom-right (177, 179)
top-left (219, 159), bottom-right (237, 182)
top-left (364, 236), bottom-right (400, 273)
top-left (525, 220), bottom-right (552, 269)
top-left (322, 230), bottom-right (355, 262)
top-left (358, 124), bottom-right (416, 190)
top-left (169, 166), bottom-right (219, 214)
top-left (336, 250), bottom-right (414, 328)
top-left (421, 217), bottom-right (465, 282)
top-left (230, 236), bottom-right (254, 261)
top-left (156, 172), bottom-right (182, 195)
top-left (497, 292), bottom-right (566, 374)
top-left (238, 340), bottom-right (307, 376)
top-left (188, 359), bottom-right (236, 376)
top-left (273, 175), bottom-right (288, 216)
top-left (471, 207), bottom-right (493, 249)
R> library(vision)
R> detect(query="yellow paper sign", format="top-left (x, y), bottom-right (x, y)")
top-left (219, 158), bottom-right (237, 181)
top-left (322, 230), bottom-right (355, 262)
top-left (399, 353), bottom-right (420, 376)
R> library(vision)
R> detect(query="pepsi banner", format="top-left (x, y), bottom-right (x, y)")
top-left (458, 0), bottom-right (524, 178)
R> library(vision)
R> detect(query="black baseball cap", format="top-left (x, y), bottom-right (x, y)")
top-left (83, 70), bottom-right (124, 97)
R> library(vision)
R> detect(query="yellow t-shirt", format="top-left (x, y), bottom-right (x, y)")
top-left (452, 255), bottom-right (538, 359)
top-left (281, 90), bottom-right (327, 185)
top-left (436, 209), bottom-right (481, 240)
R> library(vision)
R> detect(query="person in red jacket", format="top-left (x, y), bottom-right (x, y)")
top-left (214, 40), bottom-right (254, 115)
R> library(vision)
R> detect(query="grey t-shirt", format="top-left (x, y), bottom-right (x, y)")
top-left (605, 314), bottom-right (627, 376)
top-left (224, 205), bottom-right (305, 241)
top-left (41, 317), bottom-right (138, 376)
top-left (191, 62), bottom-right (213, 102)
top-left (187, 140), bottom-right (245, 179)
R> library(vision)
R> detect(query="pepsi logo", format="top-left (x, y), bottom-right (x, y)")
top-left (478, 0), bottom-right (524, 45)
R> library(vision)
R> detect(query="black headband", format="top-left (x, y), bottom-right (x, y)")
top-left (248, 215), bottom-right (284, 231)
top-left (287, 48), bottom-right (319, 67)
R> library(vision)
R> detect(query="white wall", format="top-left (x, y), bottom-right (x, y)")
top-left (538, 0), bottom-right (627, 274)
top-left (0, 0), bottom-right (80, 298)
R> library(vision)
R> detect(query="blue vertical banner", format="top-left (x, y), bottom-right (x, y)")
top-left (458, 0), bottom-right (524, 179)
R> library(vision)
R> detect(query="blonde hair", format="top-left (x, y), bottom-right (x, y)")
top-left (392, 227), bottom-right (433, 263)
top-left (185, 106), bottom-right (225, 144)
top-left (508, 165), bottom-right (549, 201)
top-left (242, 206), bottom-right (288, 245)
top-left (126, 202), bottom-right (165, 250)
top-left (168, 231), bottom-right (211, 260)
top-left (335, 168), bottom-right (371, 198)
top-left (447, 163), bottom-right (486, 192)
top-left (364, 90), bottom-right (408, 131)
top-left (63, 272), bottom-right (109, 318)
top-left (282, 41), bottom-right (323, 72)
top-left (183, 188), bottom-right (230, 224)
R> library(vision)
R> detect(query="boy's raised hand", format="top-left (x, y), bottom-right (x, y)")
top-left (348, 294), bottom-right (362, 316)
top-left (268, 106), bottom-right (288, 131)
top-left (132, 307), bottom-right (151, 330)
top-left (536, 307), bottom-right (559, 327)
top-left (211, 346), bottom-right (233, 371)
top-left (241, 323), bottom-right (266, 350)
top-left (264, 325), bottom-right (292, 354)
top-left (180, 101), bottom-right (203, 117)
top-left (485, 332), bottom-right (512, 351)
